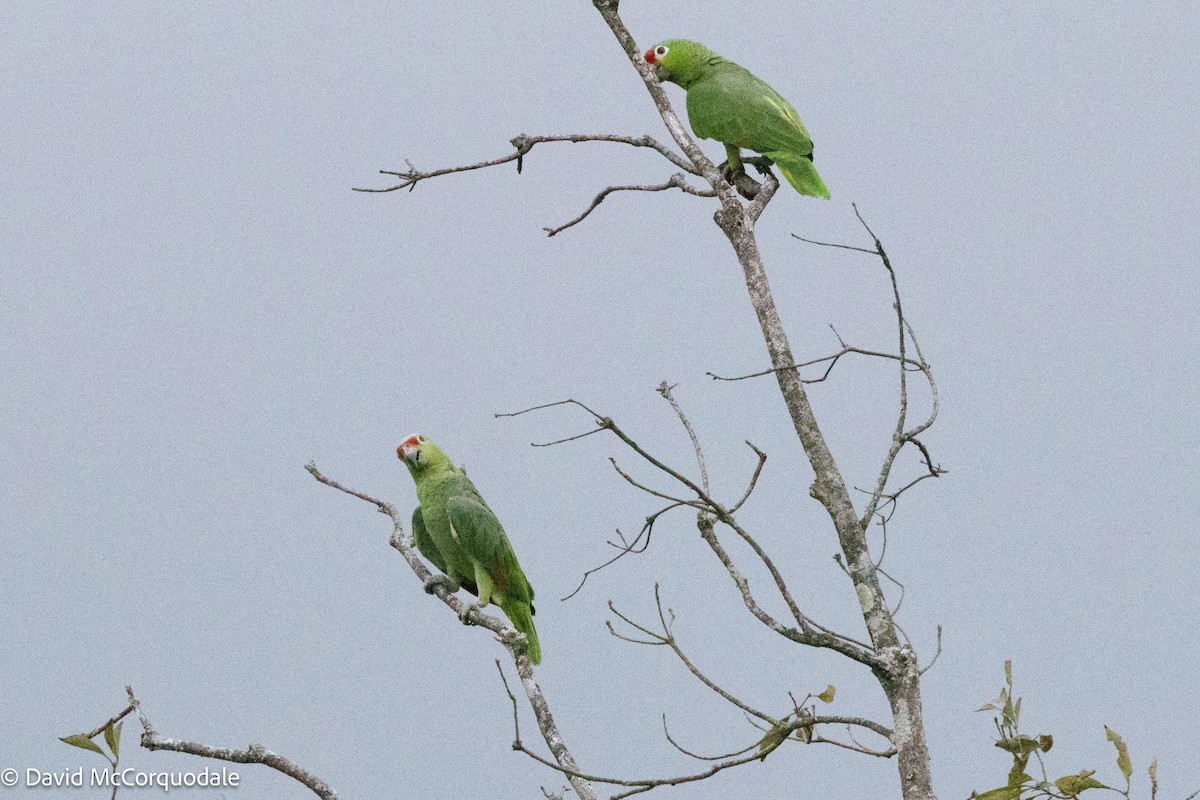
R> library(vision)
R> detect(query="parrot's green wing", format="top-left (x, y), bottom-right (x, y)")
top-left (412, 505), bottom-right (446, 573)
top-left (413, 505), bottom-right (478, 596)
top-left (446, 491), bottom-right (540, 663)
top-left (687, 65), bottom-right (814, 158)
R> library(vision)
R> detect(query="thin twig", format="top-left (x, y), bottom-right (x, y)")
top-left (657, 381), bottom-right (710, 496)
top-left (728, 442), bottom-right (768, 513)
top-left (790, 233), bottom-right (877, 255)
top-left (561, 501), bottom-right (687, 601)
top-left (662, 715), bottom-right (758, 761)
top-left (546, 175), bottom-right (714, 237)
top-left (919, 626), bottom-right (944, 676)
top-left (83, 703), bottom-right (136, 740)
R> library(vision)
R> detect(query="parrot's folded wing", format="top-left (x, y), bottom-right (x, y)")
top-left (413, 505), bottom-right (478, 596)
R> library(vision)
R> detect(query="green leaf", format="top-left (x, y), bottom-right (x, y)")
top-left (757, 723), bottom-right (790, 759)
top-left (1005, 659), bottom-right (1013, 687)
top-left (996, 735), bottom-right (1043, 756)
top-left (972, 785), bottom-right (1023, 800)
top-left (1039, 734), bottom-right (1054, 753)
top-left (1105, 726), bottom-right (1133, 782)
top-left (1007, 756), bottom-right (1033, 789)
top-left (1055, 771), bottom-right (1108, 797)
top-left (60, 733), bottom-right (105, 757)
top-left (104, 721), bottom-right (121, 761)
top-left (816, 685), bottom-right (836, 704)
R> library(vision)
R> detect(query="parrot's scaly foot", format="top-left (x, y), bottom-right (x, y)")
top-left (458, 601), bottom-right (483, 625)
top-left (748, 155), bottom-right (774, 176)
top-left (718, 160), bottom-right (747, 186)
top-left (423, 574), bottom-right (456, 595)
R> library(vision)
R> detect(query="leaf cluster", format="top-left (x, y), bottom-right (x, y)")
top-left (60, 717), bottom-right (123, 769)
top-left (971, 661), bottom-right (1157, 800)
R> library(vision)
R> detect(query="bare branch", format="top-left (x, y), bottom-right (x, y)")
top-left (124, 687), bottom-right (339, 800)
top-left (848, 204), bottom-right (944, 532)
top-left (810, 733), bottom-right (897, 758)
top-left (791, 232), bottom-right (878, 255)
top-left (546, 174), bottom-right (714, 237)
top-left (533, 427), bottom-right (609, 448)
top-left (561, 501), bottom-right (687, 601)
top-left (355, 132), bottom-right (697, 193)
top-left (746, 172), bottom-right (780, 223)
top-left (707, 342), bottom-right (924, 384)
top-left (500, 398), bottom-right (878, 665)
top-left (656, 381), bottom-right (710, 496)
top-left (663, 715), bottom-right (757, 761)
top-left (510, 725), bottom-right (798, 800)
top-left (811, 715), bottom-right (895, 742)
top-left (728, 441), bottom-right (768, 514)
top-left (610, 457), bottom-right (703, 508)
top-left (611, 587), bottom-right (778, 724)
top-left (919, 626), bottom-right (944, 676)
top-left (497, 398), bottom-right (608, 424)
top-left (496, 660), bottom-right (523, 746)
top-left (83, 703), bottom-right (137, 740)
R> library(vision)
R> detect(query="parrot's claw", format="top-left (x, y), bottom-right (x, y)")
top-left (423, 574), bottom-right (454, 595)
top-left (748, 156), bottom-right (774, 176)
top-left (718, 160), bottom-right (749, 186)
top-left (458, 602), bottom-right (482, 625)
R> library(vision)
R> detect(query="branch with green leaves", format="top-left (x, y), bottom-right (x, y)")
top-left (971, 662), bottom-right (1191, 800)
top-left (61, 687), bottom-right (339, 800)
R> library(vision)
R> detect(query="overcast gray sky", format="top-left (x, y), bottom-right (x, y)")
top-left (3, 2), bottom-right (1198, 798)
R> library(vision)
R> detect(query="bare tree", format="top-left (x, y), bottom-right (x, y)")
top-left (67, 4), bottom-right (947, 799)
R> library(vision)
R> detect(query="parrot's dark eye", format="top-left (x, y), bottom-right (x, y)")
top-left (418, 435), bottom-right (427, 442)
top-left (655, 46), bottom-right (668, 58)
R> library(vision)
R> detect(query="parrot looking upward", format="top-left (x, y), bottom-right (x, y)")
top-left (397, 434), bottom-right (541, 664)
top-left (644, 39), bottom-right (829, 199)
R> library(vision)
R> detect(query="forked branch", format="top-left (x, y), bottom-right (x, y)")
top-left (498, 397), bottom-right (878, 668)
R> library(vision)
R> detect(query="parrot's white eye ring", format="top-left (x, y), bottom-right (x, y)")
top-left (655, 45), bottom-right (668, 58)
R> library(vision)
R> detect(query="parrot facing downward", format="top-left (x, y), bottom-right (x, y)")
top-left (645, 39), bottom-right (829, 199)
top-left (397, 434), bottom-right (541, 664)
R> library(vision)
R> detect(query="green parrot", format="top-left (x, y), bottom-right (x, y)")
top-left (644, 39), bottom-right (829, 199)
top-left (397, 434), bottom-right (541, 664)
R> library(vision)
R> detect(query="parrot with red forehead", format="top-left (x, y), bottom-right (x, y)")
top-left (397, 434), bottom-right (541, 664)
top-left (644, 39), bottom-right (829, 199)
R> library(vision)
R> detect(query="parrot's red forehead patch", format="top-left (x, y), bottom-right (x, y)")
top-left (399, 433), bottom-right (422, 450)
top-left (644, 48), bottom-right (657, 64)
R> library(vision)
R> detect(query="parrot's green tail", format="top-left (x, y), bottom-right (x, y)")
top-left (767, 151), bottom-right (830, 199)
top-left (502, 601), bottom-right (541, 664)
